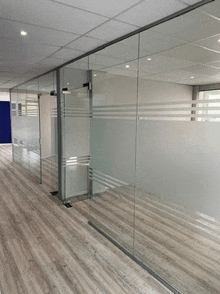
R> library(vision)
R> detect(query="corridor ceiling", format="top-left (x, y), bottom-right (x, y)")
top-left (0, 0), bottom-right (210, 89)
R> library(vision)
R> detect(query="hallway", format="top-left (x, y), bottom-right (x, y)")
top-left (0, 144), bottom-right (171, 294)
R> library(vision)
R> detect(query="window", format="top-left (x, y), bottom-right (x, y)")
top-left (197, 90), bottom-right (220, 122)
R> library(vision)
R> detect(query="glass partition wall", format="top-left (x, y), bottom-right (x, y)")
top-left (11, 80), bottom-right (41, 182)
top-left (10, 71), bottom-right (57, 188)
top-left (88, 35), bottom-right (139, 253)
top-left (86, 9), bottom-right (220, 294)
top-left (38, 72), bottom-right (58, 191)
top-left (10, 6), bottom-right (220, 293)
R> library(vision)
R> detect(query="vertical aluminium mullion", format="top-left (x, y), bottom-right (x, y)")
top-left (88, 68), bottom-right (93, 198)
top-left (38, 94), bottom-right (42, 184)
top-left (56, 68), bottom-right (63, 201)
top-left (9, 89), bottom-right (15, 162)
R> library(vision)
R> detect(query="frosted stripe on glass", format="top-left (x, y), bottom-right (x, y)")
top-left (89, 168), bottom-right (128, 188)
top-left (92, 99), bottom-right (220, 121)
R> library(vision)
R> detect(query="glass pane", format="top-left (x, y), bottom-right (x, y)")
top-left (60, 57), bottom-right (90, 201)
top-left (89, 35), bottom-right (139, 254)
top-left (16, 84), bottom-right (29, 170)
top-left (39, 72), bottom-right (58, 191)
top-left (10, 80), bottom-right (41, 183)
top-left (10, 87), bottom-right (20, 164)
top-left (134, 11), bottom-right (220, 294)
top-left (26, 79), bottom-right (41, 183)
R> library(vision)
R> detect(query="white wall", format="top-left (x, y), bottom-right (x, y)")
top-left (93, 74), bottom-right (192, 105)
top-left (138, 78), bottom-right (192, 103)
top-left (0, 91), bottom-right (10, 101)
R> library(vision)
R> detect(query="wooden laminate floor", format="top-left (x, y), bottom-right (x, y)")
top-left (88, 185), bottom-right (220, 294)
top-left (0, 144), bottom-right (171, 294)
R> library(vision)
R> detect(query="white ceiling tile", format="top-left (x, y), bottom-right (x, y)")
top-left (193, 34), bottom-right (220, 53)
top-left (160, 44), bottom-right (220, 64)
top-left (0, 50), bottom-right (52, 64)
top-left (140, 29), bottom-right (186, 57)
top-left (116, 0), bottom-right (187, 27)
top-left (0, 83), bottom-right (18, 89)
top-left (0, 72), bottom-right (17, 79)
top-left (0, 19), bottom-right (79, 47)
top-left (88, 63), bottom-right (107, 70)
top-left (0, 0), bottom-right (108, 34)
top-left (0, 59), bottom-right (37, 71)
top-left (200, 0), bottom-right (220, 20)
top-left (96, 35), bottom-right (139, 61)
top-left (36, 57), bottom-right (67, 67)
top-left (143, 69), bottom-right (211, 84)
top-left (0, 0), bottom-right (219, 88)
top-left (86, 20), bottom-right (138, 41)
top-left (25, 64), bottom-right (54, 73)
top-left (51, 0), bottom-right (142, 18)
top-left (182, 64), bottom-right (220, 76)
top-left (180, 76), bottom-right (220, 85)
top-left (0, 78), bottom-right (11, 83)
top-left (152, 9), bottom-right (220, 42)
top-left (67, 36), bottom-right (106, 52)
top-left (13, 77), bottom-right (34, 84)
top-left (89, 53), bottom-right (125, 68)
top-left (97, 42), bottom-right (139, 62)
top-left (0, 37), bottom-right (60, 56)
top-left (207, 61), bottom-right (220, 68)
top-left (118, 35), bottom-right (139, 49)
top-left (103, 60), bottom-right (138, 71)
top-left (50, 48), bottom-right (84, 60)
top-left (65, 62), bottom-right (88, 70)
top-left (139, 54), bottom-right (196, 74)
top-left (64, 56), bottom-right (89, 70)
top-left (0, 65), bottom-right (25, 74)
top-left (22, 69), bottom-right (49, 78)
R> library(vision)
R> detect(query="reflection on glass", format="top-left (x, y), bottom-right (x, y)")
top-left (89, 35), bottom-right (139, 254)
top-left (9, 4), bottom-right (220, 292)
top-left (87, 7), bottom-right (220, 294)
top-left (25, 80), bottom-right (41, 182)
top-left (134, 11), bottom-right (220, 294)
top-left (39, 72), bottom-right (58, 191)
top-left (197, 90), bottom-right (220, 122)
top-left (60, 57), bottom-right (90, 202)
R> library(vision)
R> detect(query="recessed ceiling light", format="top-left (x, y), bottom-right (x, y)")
top-left (67, 82), bottom-right (69, 85)
top-left (147, 58), bottom-right (152, 61)
top-left (43, 88), bottom-right (45, 90)
top-left (191, 76), bottom-right (194, 79)
top-left (21, 31), bottom-right (27, 36)
top-left (94, 74), bottom-right (97, 77)
top-left (218, 39), bottom-right (220, 43)
top-left (125, 65), bottom-right (130, 68)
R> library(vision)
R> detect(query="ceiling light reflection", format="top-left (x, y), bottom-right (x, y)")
top-left (21, 31), bottom-right (27, 36)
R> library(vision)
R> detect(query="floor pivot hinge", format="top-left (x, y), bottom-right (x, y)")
top-left (50, 191), bottom-right (58, 196)
top-left (64, 203), bottom-right (72, 208)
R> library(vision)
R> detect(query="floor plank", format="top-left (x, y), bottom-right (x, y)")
top-left (0, 144), bottom-right (172, 294)
top-left (87, 184), bottom-right (220, 294)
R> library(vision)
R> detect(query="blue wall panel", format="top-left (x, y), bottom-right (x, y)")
top-left (0, 102), bottom-right (11, 143)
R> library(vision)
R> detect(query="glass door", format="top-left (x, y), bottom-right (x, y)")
top-left (61, 86), bottom-right (90, 202)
